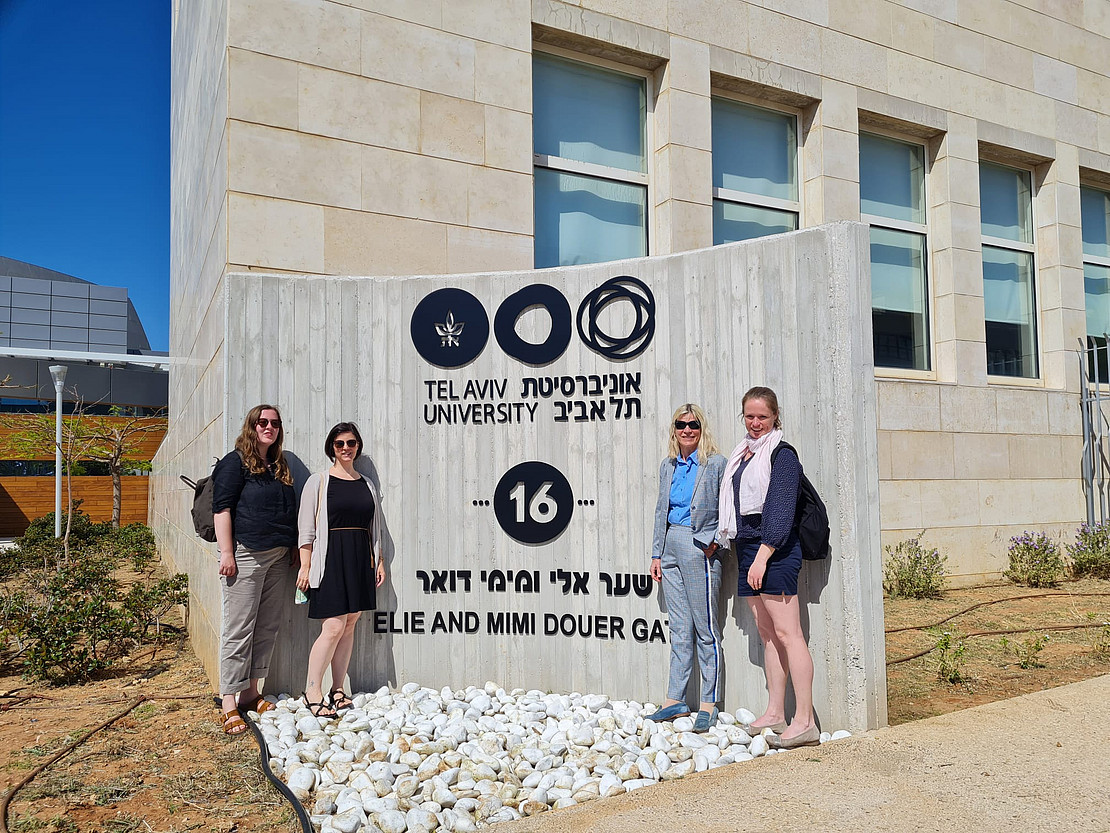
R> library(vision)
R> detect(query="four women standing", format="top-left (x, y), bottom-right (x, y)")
top-left (213, 391), bottom-right (819, 741)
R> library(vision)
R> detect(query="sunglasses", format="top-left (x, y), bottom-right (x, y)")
top-left (256, 418), bottom-right (281, 429)
top-left (332, 439), bottom-right (359, 449)
top-left (674, 420), bottom-right (701, 430)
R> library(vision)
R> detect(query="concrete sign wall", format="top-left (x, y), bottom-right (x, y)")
top-left (153, 222), bottom-right (886, 730)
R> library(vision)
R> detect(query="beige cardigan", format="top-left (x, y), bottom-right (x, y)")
top-left (297, 471), bottom-right (383, 589)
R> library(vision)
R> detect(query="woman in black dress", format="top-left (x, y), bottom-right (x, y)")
top-left (295, 422), bottom-right (384, 717)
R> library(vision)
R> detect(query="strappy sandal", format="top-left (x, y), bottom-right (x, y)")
top-left (329, 688), bottom-right (354, 711)
top-left (239, 694), bottom-right (275, 714)
top-left (221, 709), bottom-right (248, 735)
top-left (302, 693), bottom-right (337, 719)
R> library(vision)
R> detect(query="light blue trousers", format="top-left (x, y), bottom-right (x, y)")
top-left (661, 525), bottom-right (723, 704)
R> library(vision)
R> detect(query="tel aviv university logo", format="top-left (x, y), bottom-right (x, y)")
top-left (410, 277), bottom-right (656, 368)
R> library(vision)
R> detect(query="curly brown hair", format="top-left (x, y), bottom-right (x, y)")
top-left (234, 404), bottom-right (293, 485)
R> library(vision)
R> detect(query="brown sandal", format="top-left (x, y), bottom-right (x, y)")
top-left (239, 695), bottom-right (275, 714)
top-left (221, 709), bottom-right (248, 735)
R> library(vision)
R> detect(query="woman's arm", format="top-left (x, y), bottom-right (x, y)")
top-left (296, 543), bottom-right (312, 590)
top-left (215, 510), bottom-right (236, 577)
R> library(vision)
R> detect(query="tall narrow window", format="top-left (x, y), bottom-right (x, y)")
top-left (980, 162), bottom-right (1037, 378)
top-left (859, 133), bottom-right (929, 370)
top-left (711, 98), bottom-right (798, 244)
top-left (533, 53), bottom-right (647, 268)
top-left (1082, 185), bottom-right (1110, 380)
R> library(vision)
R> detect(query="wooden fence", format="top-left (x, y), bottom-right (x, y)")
top-left (0, 477), bottom-right (150, 537)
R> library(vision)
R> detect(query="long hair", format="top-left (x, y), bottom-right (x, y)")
top-left (665, 403), bottom-right (721, 460)
top-left (234, 403), bottom-right (293, 485)
top-left (742, 386), bottom-right (782, 428)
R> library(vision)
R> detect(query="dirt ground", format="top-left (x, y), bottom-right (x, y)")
top-left (1, 578), bottom-right (1108, 832)
top-left (884, 578), bottom-right (1110, 724)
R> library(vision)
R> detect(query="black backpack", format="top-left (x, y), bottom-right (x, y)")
top-left (180, 470), bottom-right (218, 542)
top-left (770, 441), bottom-right (831, 561)
top-left (180, 452), bottom-right (241, 543)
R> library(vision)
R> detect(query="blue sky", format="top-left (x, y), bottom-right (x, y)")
top-left (0, 0), bottom-right (170, 351)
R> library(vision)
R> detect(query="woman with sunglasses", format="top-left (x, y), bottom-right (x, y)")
top-left (718, 386), bottom-right (817, 748)
top-left (647, 404), bottom-right (728, 732)
top-left (296, 422), bottom-right (384, 717)
top-left (212, 404), bottom-right (298, 735)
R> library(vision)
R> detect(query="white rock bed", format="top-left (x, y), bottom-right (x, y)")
top-left (258, 682), bottom-right (851, 833)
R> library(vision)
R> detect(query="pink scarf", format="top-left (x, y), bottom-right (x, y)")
top-left (717, 428), bottom-right (783, 545)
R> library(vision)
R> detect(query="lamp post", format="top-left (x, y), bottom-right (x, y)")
top-left (48, 365), bottom-right (67, 538)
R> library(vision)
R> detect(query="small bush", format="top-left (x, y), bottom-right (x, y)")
top-left (1013, 631), bottom-right (1049, 668)
top-left (935, 632), bottom-right (966, 684)
top-left (1004, 531), bottom-right (1065, 587)
top-left (883, 533), bottom-right (947, 599)
top-left (103, 523), bottom-right (158, 572)
top-left (1067, 522), bottom-right (1110, 580)
top-left (1091, 624), bottom-right (1110, 660)
top-left (0, 516), bottom-right (187, 685)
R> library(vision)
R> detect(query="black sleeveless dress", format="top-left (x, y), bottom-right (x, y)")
top-left (308, 476), bottom-right (376, 620)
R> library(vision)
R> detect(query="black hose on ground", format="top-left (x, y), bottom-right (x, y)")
top-left (218, 697), bottom-right (313, 833)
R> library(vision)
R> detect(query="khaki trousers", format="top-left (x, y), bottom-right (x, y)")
top-left (219, 544), bottom-right (290, 696)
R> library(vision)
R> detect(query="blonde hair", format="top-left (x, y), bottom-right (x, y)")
top-left (234, 403), bottom-right (293, 485)
top-left (742, 387), bottom-right (782, 429)
top-left (666, 403), bottom-right (721, 460)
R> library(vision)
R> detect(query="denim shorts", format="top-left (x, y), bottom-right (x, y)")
top-left (734, 536), bottom-right (803, 597)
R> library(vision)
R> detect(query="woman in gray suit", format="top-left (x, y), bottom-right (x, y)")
top-left (647, 404), bottom-right (728, 731)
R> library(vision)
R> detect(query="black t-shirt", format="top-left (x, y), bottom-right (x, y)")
top-left (211, 450), bottom-right (297, 550)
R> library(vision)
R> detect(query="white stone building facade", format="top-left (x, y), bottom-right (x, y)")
top-left (156, 0), bottom-right (1110, 710)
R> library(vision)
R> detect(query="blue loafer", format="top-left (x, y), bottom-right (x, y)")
top-left (646, 702), bottom-right (691, 722)
top-left (693, 707), bottom-right (718, 732)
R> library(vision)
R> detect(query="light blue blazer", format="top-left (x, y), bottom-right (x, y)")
top-left (651, 452), bottom-right (728, 556)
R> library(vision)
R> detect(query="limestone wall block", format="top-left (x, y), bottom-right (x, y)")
top-left (230, 0), bottom-right (360, 74)
top-left (227, 193), bottom-right (325, 272)
top-left (299, 65), bottom-right (420, 150)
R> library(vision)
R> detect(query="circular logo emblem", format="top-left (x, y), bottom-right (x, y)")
top-left (576, 276), bottom-right (656, 361)
top-left (493, 283), bottom-right (573, 366)
top-left (493, 461), bottom-right (574, 545)
top-left (410, 288), bottom-right (489, 368)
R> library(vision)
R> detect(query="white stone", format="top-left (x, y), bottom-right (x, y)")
top-left (375, 810), bottom-right (407, 833)
top-left (749, 735), bottom-right (769, 757)
top-left (831, 730), bottom-right (852, 741)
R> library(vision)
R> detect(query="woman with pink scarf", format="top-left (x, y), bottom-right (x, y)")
top-left (717, 387), bottom-right (818, 748)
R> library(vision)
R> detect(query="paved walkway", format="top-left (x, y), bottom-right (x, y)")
top-left (500, 674), bottom-right (1110, 833)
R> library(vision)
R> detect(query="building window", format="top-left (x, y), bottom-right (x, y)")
top-left (980, 162), bottom-right (1037, 378)
top-left (859, 132), bottom-right (929, 371)
top-left (532, 52), bottom-right (648, 268)
top-left (1082, 185), bottom-right (1110, 380)
top-left (711, 97), bottom-right (798, 244)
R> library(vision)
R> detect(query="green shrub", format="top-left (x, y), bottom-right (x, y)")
top-left (103, 523), bottom-right (158, 572)
top-left (1013, 631), bottom-right (1049, 668)
top-left (1067, 522), bottom-right (1110, 580)
top-left (1004, 531), bottom-right (1065, 587)
top-left (935, 631), bottom-right (967, 684)
top-left (0, 516), bottom-right (187, 685)
top-left (883, 533), bottom-right (947, 599)
top-left (1092, 624), bottom-right (1110, 660)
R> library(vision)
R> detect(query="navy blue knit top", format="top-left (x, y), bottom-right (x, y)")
top-left (731, 444), bottom-right (800, 550)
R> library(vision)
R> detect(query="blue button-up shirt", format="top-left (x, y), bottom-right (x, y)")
top-left (667, 450), bottom-right (699, 527)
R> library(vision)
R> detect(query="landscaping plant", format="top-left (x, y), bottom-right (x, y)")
top-left (1067, 522), bottom-right (1110, 580)
top-left (0, 510), bottom-right (188, 684)
top-left (1004, 531), bottom-right (1065, 587)
top-left (882, 533), bottom-right (947, 599)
